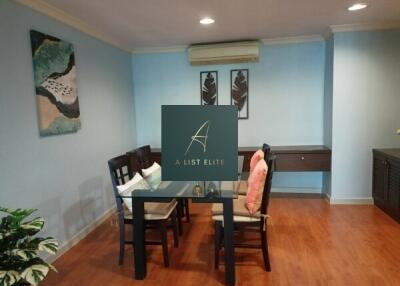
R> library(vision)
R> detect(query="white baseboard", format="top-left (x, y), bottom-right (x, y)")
top-left (271, 187), bottom-right (322, 194)
top-left (323, 192), bottom-right (331, 203)
top-left (47, 207), bottom-right (116, 263)
top-left (272, 189), bottom-right (374, 205)
top-left (323, 193), bottom-right (374, 205)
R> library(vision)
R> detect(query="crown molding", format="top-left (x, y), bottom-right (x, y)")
top-left (132, 45), bottom-right (187, 54)
top-left (330, 21), bottom-right (400, 33)
top-left (262, 35), bottom-right (323, 45)
top-left (321, 27), bottom-right (333, 39)
top-left (14, 0), bottom-right (129, 52)
top-left (132, 36), bottom-right (323, 54)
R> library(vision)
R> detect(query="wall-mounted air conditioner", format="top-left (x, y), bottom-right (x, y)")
top-left (188, 41), bottom-right (260, 65)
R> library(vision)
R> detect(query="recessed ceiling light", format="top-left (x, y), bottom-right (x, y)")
top-left (200, 17), bottom-right (215, 25)
top-left (348, 3), bottom-right (368, 11)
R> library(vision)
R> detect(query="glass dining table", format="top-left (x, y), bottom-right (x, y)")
top-left (120, 179), bottom-right (242, 286)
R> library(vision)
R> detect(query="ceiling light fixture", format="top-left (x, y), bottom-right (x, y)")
top-left (347, 3), bottom-right (368, 11)
top-left (200, 17), bottom-right (215, 25)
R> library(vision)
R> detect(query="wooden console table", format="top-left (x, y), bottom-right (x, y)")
top-left (147, 145), bottom-right (331, 172)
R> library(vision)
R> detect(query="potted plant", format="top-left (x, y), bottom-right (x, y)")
top-left (0, 207), bottom-right (58, 286)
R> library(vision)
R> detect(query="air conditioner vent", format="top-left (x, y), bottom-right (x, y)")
top-left (188, 41), bottom-right (260, 65)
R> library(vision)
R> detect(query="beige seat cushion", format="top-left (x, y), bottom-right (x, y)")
top-left (124, 199), bottom-right (177, 220)
top-left (211, 196), bottom-right (260, 218)
top-left (237, 180), bottom-right (247, 195)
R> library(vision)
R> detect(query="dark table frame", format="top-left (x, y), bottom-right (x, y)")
top-left (131, 196), bottom-right (236, 285)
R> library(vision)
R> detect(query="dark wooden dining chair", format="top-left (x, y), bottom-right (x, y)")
top-left (108, 154), bottom-right (179, 267)
top-left (135, 145), bottom-right (153, 170)
top-left (212, 143), bottom-right (274, 271)
top-left (134, 145), bottom-right (191, 228)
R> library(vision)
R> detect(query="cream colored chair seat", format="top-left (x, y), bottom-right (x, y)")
top-left (124, 199), bottom-right (177, 220)
top-left (237, 180), bottom-right (248, 196)
top-left (211, 196), bottom-right (261, 222)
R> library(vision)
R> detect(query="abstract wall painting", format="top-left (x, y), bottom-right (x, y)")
top-left (231, 69), bottom-right (249, 119)
top-left (30, 30), bottom-right (81, 136)
top-left (200, 71), bottom-right (218, 105)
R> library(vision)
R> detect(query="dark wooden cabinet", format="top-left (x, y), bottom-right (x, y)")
top-left (237, 146), bottom-right (331, 172)
top-left (273, 152), bottom-right (330, 172)
top-left (373, 149), bottom-right (400, 223)
top-left (147, 145), bottom-right (331, 172)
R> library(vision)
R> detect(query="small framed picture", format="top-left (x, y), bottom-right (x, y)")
top-left (231, 69), bottom-right (249, 119)
top-left (200, 71), bottom-right (218, 105)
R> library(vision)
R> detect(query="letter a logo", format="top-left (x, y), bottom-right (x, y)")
top-left (185, 120), bottom-right (210, 156)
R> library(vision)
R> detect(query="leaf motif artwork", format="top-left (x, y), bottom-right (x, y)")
top-left (30, 30), bottom-right (81, 136)
top-left (200, 71), bottom-right (218, 105)
top-left (231, 69), bottom-right (249, 119)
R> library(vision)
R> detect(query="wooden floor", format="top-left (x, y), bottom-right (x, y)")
top-left (43, 198), bottom-right (400, 286)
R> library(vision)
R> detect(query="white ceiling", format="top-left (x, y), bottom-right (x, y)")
top-left (40, 0), bottom-right (400, 50)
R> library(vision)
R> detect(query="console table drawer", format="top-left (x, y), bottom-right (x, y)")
top-left (275, 153), bottom-right (331, 172)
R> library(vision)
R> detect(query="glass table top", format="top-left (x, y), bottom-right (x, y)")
top-left (119, 179), bottom-right (246, 199)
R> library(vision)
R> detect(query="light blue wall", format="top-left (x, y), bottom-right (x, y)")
top-left (322, 35), bottom-right (334, 196)
top-left (132, 41), bottom-right (326, 189)
top-left (0, 0), bottom-right (136, 250)
top-left (331, 30), bottom-right (400, 200)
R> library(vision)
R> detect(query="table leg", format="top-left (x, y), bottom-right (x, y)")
top-left (223, 199), bottom-right (235, 285)
top-left (132, 198), bottom-right (146, 279)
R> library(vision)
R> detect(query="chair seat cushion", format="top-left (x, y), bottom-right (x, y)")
top-left (237, 180), bottom-right (247, 195)
top-left (144, 200), bottom-right (176, 215)
top-left (211, 196), bottom-right (260, 218)
top-left (124, 199), bottom-right (177, 220)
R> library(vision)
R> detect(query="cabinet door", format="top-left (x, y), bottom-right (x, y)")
top-left (373, 155), bottom-right (387, 204)
top-left (387, 159), bottom-right (400, 215)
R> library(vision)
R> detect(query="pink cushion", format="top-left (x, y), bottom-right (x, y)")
top-left (249, 149), bottom-right (264, 173)
top-left (245, 159), bottom-right (268, 214)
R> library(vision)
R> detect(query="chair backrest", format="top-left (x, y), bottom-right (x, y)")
top-left (126, 149), bottom-right (142, 174)
top-left (260, 144), bottom-right (274, 215)
top-left (108, 155), bottom-right (134, 213)
top-left (136, 145), bottom-right (153, 169)
top-left (262, 143), bottom-right (271, 159)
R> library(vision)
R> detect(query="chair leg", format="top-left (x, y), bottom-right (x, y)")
top-left (260, 220), bottom-right (271, 271)
top-left (184, 198), bottom-right (190, 222)
top-left (214, 221), bottom-right (222, 269)
top-left (118, 215), bottom-right (125, 265)
top-left (160, 220), bottom-right (169, 267)
top-left (177, 199), bottom-right (183, 235)
top-left (171, 209), bottom-right (179, 248)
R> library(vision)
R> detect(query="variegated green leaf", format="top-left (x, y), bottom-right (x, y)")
top-left (11, 249), bottom-right (38, 260)
top-left (38, 238), bottom-right (58, 255)
top-left (0, 230), bottom-right (15, 240)
top-left (20, 217), bottom-right (44, 231)
top-left (0, 207), bottom-right (58, 285)
top-left (47, 263), bottom-right (58, 273)
top-left (0, 207), bottom-right (37, 219)
top-left (20, 264), bottom-right (49, 286)
top-left (0, 270), bottom-right (20, 286)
